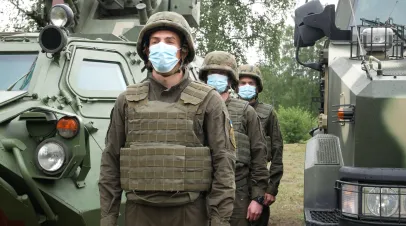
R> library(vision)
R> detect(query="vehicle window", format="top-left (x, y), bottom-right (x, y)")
top-left (0, 54), bottom-right (37, 91)
top-left (75, 60), bottom-right (126, 91)
top-left (351, 0), bottom-right (406, 26)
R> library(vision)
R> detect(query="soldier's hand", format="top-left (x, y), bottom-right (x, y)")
top-left (246, 200), bottom-right (263, 221)
top-left (263, 193), bottom-right (276, 206)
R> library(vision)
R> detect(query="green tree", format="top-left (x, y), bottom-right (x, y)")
top-left (258, 25), bottom-right (325, 116)
top-left (1, 0), bottom-right (43, 32)
top-left (277, 105), bottom-right (317, 143)
top-left (195, 0), bottom-right (294, 64)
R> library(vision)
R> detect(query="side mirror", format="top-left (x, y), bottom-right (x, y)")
top-left (293, 0), bottom-right (351, 71)
top-left (294, 0), bottom-right (325, 47)
top-left (294, 0), bottom-right (351, 48)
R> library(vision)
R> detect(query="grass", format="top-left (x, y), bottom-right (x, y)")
top-left (268, 143), bottom-right (306, 226)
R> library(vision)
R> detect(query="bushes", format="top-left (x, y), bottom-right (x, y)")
top-left (276, 106), bottom-right (317, 144)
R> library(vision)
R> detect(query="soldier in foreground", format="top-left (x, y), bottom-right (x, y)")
top-left (237, 65), bottom-right (284, 226)
top-left (98, 12), bottom-right (237, 226)
top-left (199, 51), bottom-right (270, 226)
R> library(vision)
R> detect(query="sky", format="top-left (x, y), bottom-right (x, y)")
top-left (244, 0), bottom-right (339, 64)
top-left (0, 0), bottom-right (339, 64)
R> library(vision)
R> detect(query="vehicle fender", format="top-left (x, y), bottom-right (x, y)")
top-left (0, 177), bottom-right (41, 226)
top-left (304, 134), bottom-right (344, 210)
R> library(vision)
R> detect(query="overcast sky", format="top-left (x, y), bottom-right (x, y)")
top-left (0, 0), bottom-right (340, 64)
top-left (245, 0), bottom-right (339, 63)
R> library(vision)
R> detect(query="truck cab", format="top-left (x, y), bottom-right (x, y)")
top-left (294, 0), bottom-right (406, 225)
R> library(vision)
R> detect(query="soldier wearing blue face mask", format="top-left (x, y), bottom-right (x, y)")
top-left (99, 12), bottom-right (237, 226)
top-left (236, 65), bottom-right (284, 226)
top-left (199, 51), bottom-right (270, 226)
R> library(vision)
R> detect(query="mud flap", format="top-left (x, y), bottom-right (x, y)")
top-left (0, 177), bottom-right (41, 226)
top-left (304, 134), bottom-right (343, 225)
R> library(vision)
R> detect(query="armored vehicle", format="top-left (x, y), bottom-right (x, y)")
top-left (0, 0), bottom-right (202, 225)
top-left (294, 0), bottom-right (406, 225)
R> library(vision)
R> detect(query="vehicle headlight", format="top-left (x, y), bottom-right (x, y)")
top-left (50, 4), bottom-right (74, 27)
top-left (362, 27), bottom-right (394, 52)
top-left (341, 184), bottom-right (359, 215)
top-left (35, 139), bottom-right (67, 174)
top-left (364, 187), bottom-right (399, 217)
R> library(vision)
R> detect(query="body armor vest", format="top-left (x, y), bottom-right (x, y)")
top-left (226, 98), bottom-right (251, 166)
top-left (255, 103), bottom-right (274, 161)
top-left (120, 81), bottom-right (214, 192)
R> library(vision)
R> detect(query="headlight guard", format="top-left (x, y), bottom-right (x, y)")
top-left (337, 180), bottom-right (406, 223)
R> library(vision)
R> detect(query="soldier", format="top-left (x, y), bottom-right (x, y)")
top-left (98, 12), bottom-right (237, 226)
top-left (199, 51), bottom-right (269, 226)
top-left (236, 64), bottom-right (284, 226)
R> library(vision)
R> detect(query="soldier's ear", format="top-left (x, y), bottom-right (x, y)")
top-left (180, 45), bottom-right (189, 62)
top-left (144, 46), bottom-right (150, 57)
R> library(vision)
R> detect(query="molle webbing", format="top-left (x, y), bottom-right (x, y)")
top-left (227, 98), bottom-right (249, 131)
top-left (126, 81), bottom-right (149, 102)
top-left (226, 98), bottom-right (251, 165)
top-left (234, 132), bottom-right (251, 165)
top-left (181, 81), bottom-right (215, 105)
top-left (121, 81), bottom-right (214, 192)
top-left (120, 145), bottom-right (212, 191)
top-left (125, 81), bottom-right (214, 147)
top-left (255, 103), bottom-right (273, 159)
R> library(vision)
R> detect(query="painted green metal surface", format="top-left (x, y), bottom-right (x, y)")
top-left (294, 0), bottom-right (406, 225)
top-left (0, 0), bottom-right (203, 225)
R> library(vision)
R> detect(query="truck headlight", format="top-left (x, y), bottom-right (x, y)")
top-left (35, 139), bottom-right (68, 175)
top-left (364, 187), bottom-right (399, 217)
top-left (50, 4), bottom-right (74, 28)
top-left (342, 184), bottom-right (359, 215)
top-left (362, 27), bottom-right (394, 52)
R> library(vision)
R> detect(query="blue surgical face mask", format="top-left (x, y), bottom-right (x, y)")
top-left (207, 74), bottom-right (229, 93)
top-left (148, 42), bottom-right (180, 73)
top-left (238, 84), bottom-right (257, 100)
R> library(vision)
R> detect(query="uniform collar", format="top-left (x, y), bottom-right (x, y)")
top-left (149, 69), bottom-right (191, 92)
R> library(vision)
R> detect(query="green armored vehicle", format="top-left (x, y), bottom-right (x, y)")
top-left (0, 0), bottom-right (202, 225)
top-left (294, 0), bottom-right (406, 225)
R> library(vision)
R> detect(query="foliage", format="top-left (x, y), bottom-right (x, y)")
top-left (258, 25), bottom-right (326, 116)
top-left (277, 105), bottom-right (317, 143)
top-left (0, 0), bottom-right (40, 32)
top-left (195, 0), bottom-right (294, 65)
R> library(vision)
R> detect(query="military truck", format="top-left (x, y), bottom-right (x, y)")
top-left (0, 0), bottom-right (202, 225)
top-left (294, 0), bottom-right (406, 225)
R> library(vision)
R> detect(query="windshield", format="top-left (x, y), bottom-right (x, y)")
top-left (75, 60), bottom-right (126, 92)
top-left (352, 0), bottom-right (406, 25)
top-left (0, 53), bottom-right (38, 91)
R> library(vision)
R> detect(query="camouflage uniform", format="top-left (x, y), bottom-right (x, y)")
top-left (99, 12), bottom-right (236, 226)
top-left (200, 51), bottom-right (269, 226)
top-left (238, 65), bottom-right (284, 226)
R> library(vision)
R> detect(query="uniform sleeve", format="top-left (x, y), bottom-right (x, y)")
top-left (204, 92), bottom-right (236, 224)
top-left (266, 110), bottom-right (284, 196)
top-left (246, 106), bottom-right (269, 199)
top-left (98, 93), bottom-right (127, 226)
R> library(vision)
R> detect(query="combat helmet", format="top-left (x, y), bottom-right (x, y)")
top-left (199, 51), bottom-right (238, 88)
top-left (238, 64), bottom-right (263, 93)
top-left (136, 11), bottom-right (195, 65)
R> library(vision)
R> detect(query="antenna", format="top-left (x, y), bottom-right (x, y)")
top-left (386, 0), bottom-right (398, 23)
